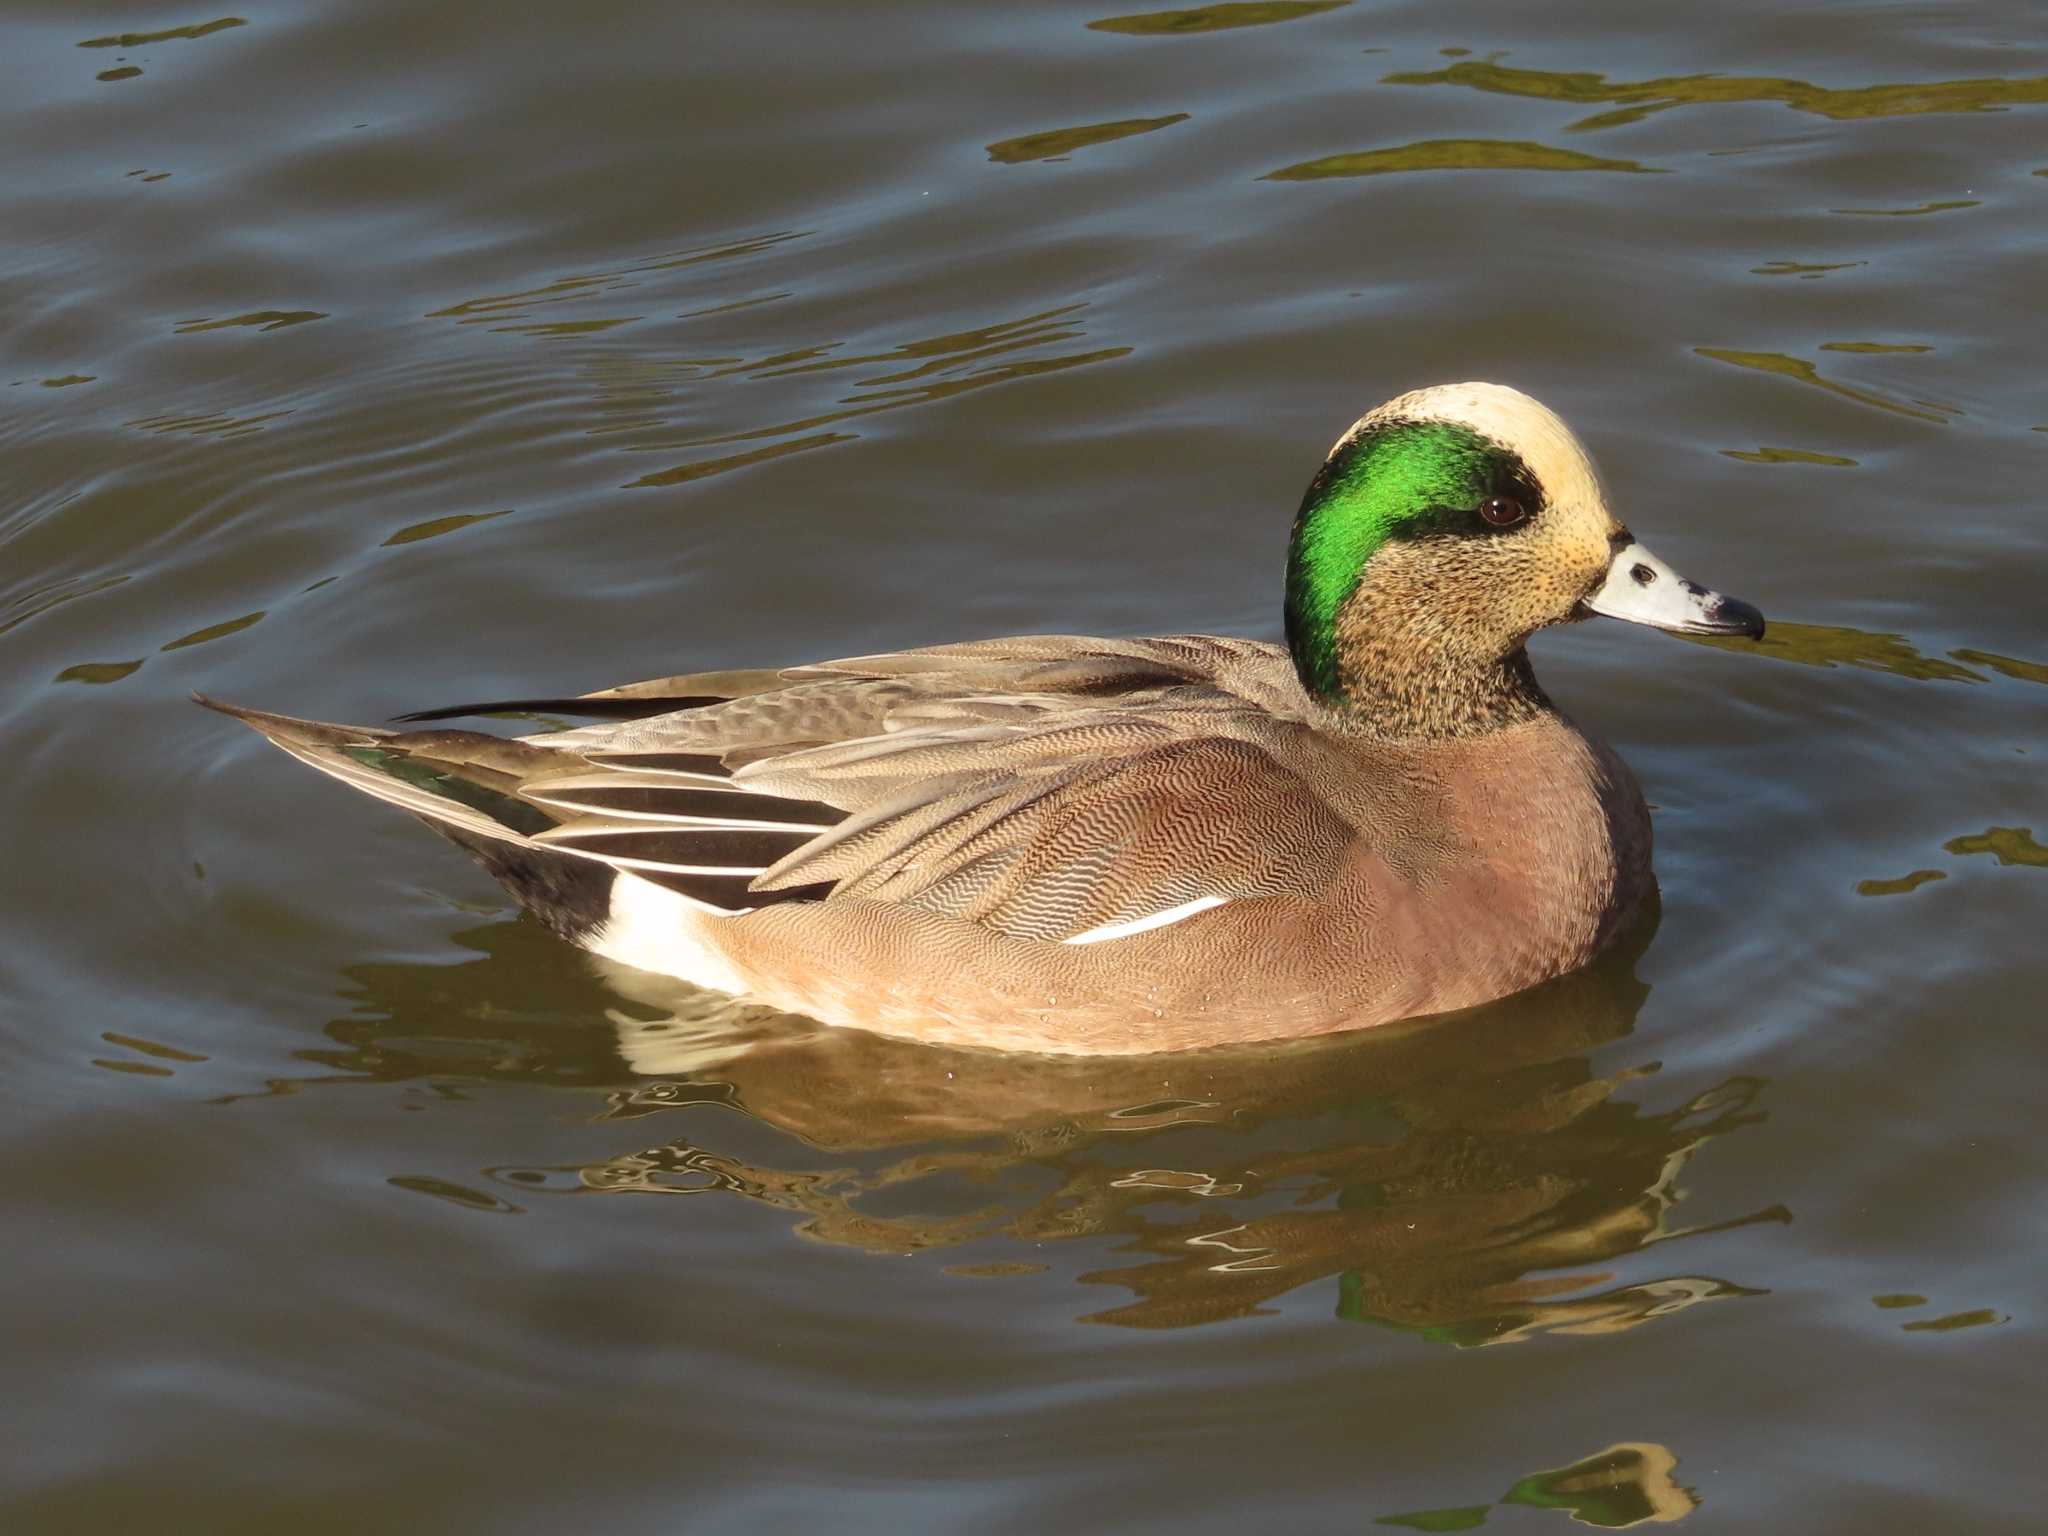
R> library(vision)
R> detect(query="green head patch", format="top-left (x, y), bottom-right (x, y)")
top-left (1284, 417), bottom-right (1539, 700)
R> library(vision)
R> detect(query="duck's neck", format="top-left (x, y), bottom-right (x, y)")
top-left (1322, 645), bottom-right (1554, 740)
top-left (1309, 584), bottom-right (1556, 741)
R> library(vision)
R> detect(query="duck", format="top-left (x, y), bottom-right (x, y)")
top-left (201, 382), bottom-right (1763, 1055)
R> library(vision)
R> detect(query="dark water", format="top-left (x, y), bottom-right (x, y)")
top-left (5, 1), bottom-right (2045, 1529)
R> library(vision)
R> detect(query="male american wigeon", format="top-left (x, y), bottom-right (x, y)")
top-left (204, 383), bottom-right (1762, 1054)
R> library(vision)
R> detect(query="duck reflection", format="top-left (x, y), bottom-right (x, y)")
top-left (268, 898), bottom-right (1782, 1333)
top-left (1381, 1440), bottom-right (1699, 1529)
top-left (311, 893), bottom-right (1776, 1334)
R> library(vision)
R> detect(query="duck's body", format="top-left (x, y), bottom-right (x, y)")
top-left (661, 669), bottom-right (1653, 1054)
top-left (206, 383), bottom-right (1761, 1054)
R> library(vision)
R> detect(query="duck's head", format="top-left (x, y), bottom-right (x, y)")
top-left (1284, 382), bottom-right (1763, 733)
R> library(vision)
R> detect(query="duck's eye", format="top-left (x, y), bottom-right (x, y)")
top-left (1479, 495), bottom-right (1527, 528)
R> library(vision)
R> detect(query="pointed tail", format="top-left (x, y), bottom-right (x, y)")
top-left (195, 694), bottom-right (624, 939)
top-left (194, 694), bottom-right (555, 844)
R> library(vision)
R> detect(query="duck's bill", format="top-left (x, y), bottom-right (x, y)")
top-left (1581, 539), bottom-right (1766, 640)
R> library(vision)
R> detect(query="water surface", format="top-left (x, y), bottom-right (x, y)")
top-left (4, 1), bottom-right (2045, 1530)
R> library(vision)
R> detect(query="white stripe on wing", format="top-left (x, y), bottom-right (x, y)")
top-left (1062, 894), bottom-right (1229, 946)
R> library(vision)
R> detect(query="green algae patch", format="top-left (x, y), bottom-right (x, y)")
top-left (1722, 446), bottom-right (1858, 466)
top-left (1089, 3), bottom-right (1347, 36)
top-left (1856, 870), bottom-right (1945, 897)
top-left (80, 18), bottom-right (245, 48)
top-left (161, 611), bottom-right (264, 651)
top-left (384, 510), bottom-right (511, 546)
top-left (55, 659), bottom-right (144, 685)
top-left (1267, 138), bottom-right (1657, 181)
top-left (1943, 827), bottom-right (2048, 867)
top-left (988, 114), bottom-right (1188, 163)
top-left (1903, 1309), bottom-right (2006, 1332)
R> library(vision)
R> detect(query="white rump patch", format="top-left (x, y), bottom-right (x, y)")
top-left (586, 872), bottom-right (749, 994)
top-left (1062, 895), bottom-right (1229, 946)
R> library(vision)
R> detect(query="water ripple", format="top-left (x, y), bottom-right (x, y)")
top-left (1385, 60), bottom-right (2048, 133)
top-left (1088, 3), bottom-right (1349, 37)
top-left (1266, 138), bottom-right (1661, 180)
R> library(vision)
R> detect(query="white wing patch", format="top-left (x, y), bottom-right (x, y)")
top-left (1061, 894), bottom-right (1230, 946)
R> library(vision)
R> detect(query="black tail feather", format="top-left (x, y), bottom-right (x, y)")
top-left (433, 826), bottom-right (617, 941)
top-left (391, 695), bottom-right (725, 725)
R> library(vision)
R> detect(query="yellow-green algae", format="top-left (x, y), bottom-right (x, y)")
top-left (1089, 2), bottom-right (1347, 36)
top-left (1384, 60), bottom-right (2048, 133)
top-left (1856, 870), bottom-right (1946, 897)
top-left (987, 114), bottom-right (1188, 163)
top-left (1266, 138), bottom-right (1657, 180)
top-left (1943, 828), bottom-right (2048, 868)
top-left (1694, 349), bottom-right (1953, 424)
top-left (1721, 447), bottom-right (1858, 466)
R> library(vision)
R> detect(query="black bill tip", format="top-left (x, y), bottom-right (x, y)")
top-left (1700, 595), bottom-right (1767, 641)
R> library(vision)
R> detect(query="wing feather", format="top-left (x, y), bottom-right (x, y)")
top-left (519, 773), bottom-right (844, 829)
top-left (537, 636), bottom-right (1345, 940)
top-left (289, 633), bottom-right (1345, 936)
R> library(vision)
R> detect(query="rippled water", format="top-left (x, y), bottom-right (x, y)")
top-left (5, 2), bottom-right (2045, 1529)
